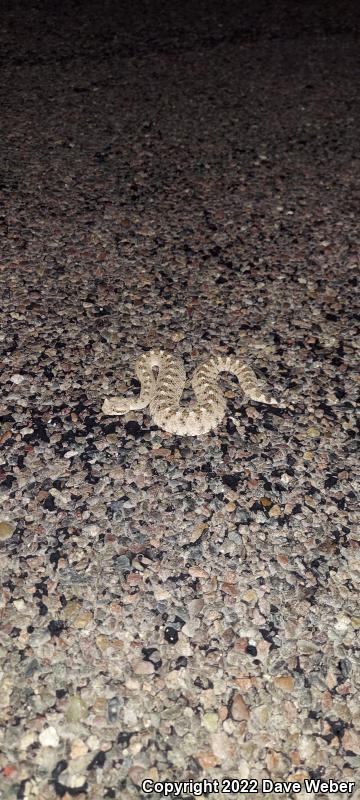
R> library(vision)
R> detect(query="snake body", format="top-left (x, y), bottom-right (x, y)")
top-left (102, 350), bottom-right (283, 435)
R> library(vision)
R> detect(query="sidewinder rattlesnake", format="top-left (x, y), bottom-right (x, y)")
top-left (102, 350), bottom-right (285, 436)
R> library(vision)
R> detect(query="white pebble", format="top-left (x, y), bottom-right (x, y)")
top-left (39, 726), bottom-right (60, 747)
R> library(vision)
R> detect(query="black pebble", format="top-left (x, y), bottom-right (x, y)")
top-left (175, 656), bottom-right (188, 669)
top-left (246, 644), bottom-right (257, 656)
top-left (325, 475), bottom-right (337, 488)
top-left (48, 620), bottom-right (66, 637)
top-left (87, 750), bottom-right (106, 770)
top-left (125, 420), bottom-right (143, 438)
top-left (222, 472), bottom-right (242, 490)
top-left (164, 626), bottom-right (178, 644)
top-left (43, 495), bottom-right (56, 511)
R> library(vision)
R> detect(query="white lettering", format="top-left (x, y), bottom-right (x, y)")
top-left (142, 779), bottom-right (222, 796)
top-left (305, 780), bottom-right (356, 794)
top-left (274, 782), bottom-right (287, 793)
top-left (142, 780), bottom-right (153, 793)
top-left (164, 783), bottom-right (178, 797)
top-left (142, 777), bottom-right (355, 797)
top-left (305, 781), bottom-right (321, 792)
top-left (263, 781), bottom-right (301, 794)
top-left (263, 780), bottom-right (274, 792)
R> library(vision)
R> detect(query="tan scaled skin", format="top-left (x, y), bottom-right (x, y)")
top-left (102, 350), bottom-right (284, 436)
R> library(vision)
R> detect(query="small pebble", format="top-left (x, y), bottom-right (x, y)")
top-left (39, 726), bottom-right (60, 747)
top-left (0, 521), bottom-right (15, 540)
